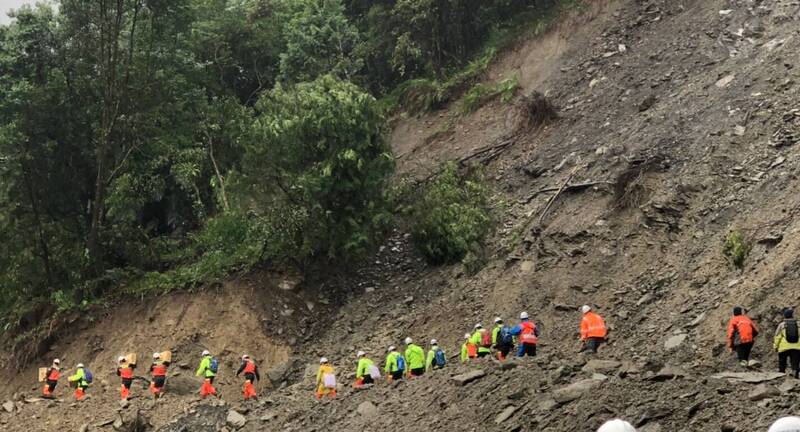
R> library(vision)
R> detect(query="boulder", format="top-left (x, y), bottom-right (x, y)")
top-left (664, 334), bottom-right (687, 350)
top-left (748, 384), bottom-right (780, 401)
top-left (357, 401), bottom-right (377, 418)
top-left (451, 370), bottom-right (486, 386)
top-left (226, 410), bottom-right (246, 429)
top-left (553, 377), bottom-right (607, 403)
top-left (778, 379), bottom-right (797, 394)
top-left (581, 360), bottom-right (621, 373)
top-left (709, 372), bottom-right (785, 383)
top-left (2, 401), bottom-right (14, 413)
top-left (495, 406), bottom-right (516, 424)
top-left (649, 365), bottom-right (686, 381)
top-left (538, 398), bottom-right (559, 411)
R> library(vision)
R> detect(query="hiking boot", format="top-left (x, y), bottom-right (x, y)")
top-left (739, 360), bottom-right (748, 367)
top-left (748, 359), bottom-right (760, 367)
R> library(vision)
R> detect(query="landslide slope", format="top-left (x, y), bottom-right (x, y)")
top-left (3, 0), bottom-right (800, 431)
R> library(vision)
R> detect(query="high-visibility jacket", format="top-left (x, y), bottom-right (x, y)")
top-left (426, 347), bottom-right (444, 371)
top-left (511, 320), bottom-right (539, 345)
top-left (384, 351), bottom-right (404, 373)
top-left (316, 364), bottom-right (335, 393)
top-left (151, 361), bottom-right (168, 377)
top-left (195, 356), bottom-right (216, 378)
top-left (774, 320), bottom-right (800, 352)
top-left (580, 312), bottom-right (608, 341)
top-left (117, 366), bottom-right (134, 379)
top-left (492, 325), bottom-right (502, 345)
top-left (727, 315), bottom-right (758, 347)
top-left (470, 330), bottom-right (491, 353)
top-left (356, 358), bottom-right (374, 379)
top-left (47, 367), bottom-right (60, 381)
top-left (405, 344), bottom-right (425, 370)
top-left (69, 368), bottom-right (88, 387)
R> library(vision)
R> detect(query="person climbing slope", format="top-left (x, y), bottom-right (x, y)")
top-left (492, 318), bottom-right (514, 361)
top-left (580, 305), bottom-right (608, 354)
top-left (354, 351), bottom-right (377, 387)
top-left (470, 324), bottom-right (492, 358)
top-left (384, 345), bottom-right (406, 382)
top-left (510, 312), bottom-right (540, 357)
top-left (235, 354), bottom-right (260, 400)
top-left (426, 339), bottom-right (446, 371)
top-left (116, 356), bottom-right (135, 400)
top-left (315, 357), bottom-right (336, 399)
top-left (195, 350), bottom-right (219, 399)
top-left (460, 333), bottom-right (477, 362)
top-left (150, 352), bottom-right (170, 398)
top-left (404, 337), bottom-right (426, 377)
top-left (42, 359), bottom-right (61, 398)
top-left (774, 308), bottom-right (800, 378)
top-left (68, 363), bottom-right (91, 401)
top-left (597, 419), bottom-right (636, 432)
top-left (726, 306), bottom-right (759, 367)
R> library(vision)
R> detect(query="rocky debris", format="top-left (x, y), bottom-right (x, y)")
top-left (663, 333), bottom-right (687, 350)
top-left (581, 360), bottom-right (621, 373)
top-left (118, 399), bottom-right (130, 410)
top-left (112, 414), bottom-right (124, 430)
top-left (553, 377), bottom-right (607, 403)
top-left (649, 366), bottom-right (686, 381)
top-left (710, 372), bottom-right (785, 383)
top-left (357, 401), bottom-right (378, 418)
top-left (79, 424), bottom-right (89, 432)
top-left (748, 384), bottom-right (780, 401)
top-left (495, 405), bottom-right (516, 424)
top-left (715, 74), bottom-right (735, 88)
top-left (226, 410), bottom-right (246, 429)
top-left (778, 379), bottom-right (797, 394)
top-left (451, 370), bottom-right (486, 386)
top-left (2, 401), bottom-right (14, 413)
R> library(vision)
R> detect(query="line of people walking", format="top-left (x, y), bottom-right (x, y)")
top-left (726, 306), bottom-right (800, 377)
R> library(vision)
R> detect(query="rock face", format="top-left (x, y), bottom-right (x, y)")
top-left (451, 370), bottom-right (486, 386)
top-left (357, 401), bottom-right (378, 417)
top-left (748, 384), bottom-right (780, 401)
top-left (226, 410), bottom-right (247, 429)
top-left (553, 377), bottom-right (607, 403)
top-left (495, 405), bottom-right (516, 424)
top-left (581, 360), bottom-right (621, 373)
top-left (710, 372), bottom-right (785, 383)
top-left (2, 401), bottom-right (14, 413)
top-left (663, 334), bottom-right (687, 350)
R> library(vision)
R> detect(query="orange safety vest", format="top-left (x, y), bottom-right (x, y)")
top-left (727, 315), bottom-right (757, 345)
top-left (151, 363), bottom-right (167, 377)
top-left (520, 321), bottom-right (539, 344)
top-left (581, 312), bottom-right (607, 340)
top-left (243, 361), bottom-right (256, 374)
top-left (119, 367), bottom-right (134, 379)
top-left (466, 343), bottom-right (477, 358)
top-left (47, 368), bottom-right (60, 381)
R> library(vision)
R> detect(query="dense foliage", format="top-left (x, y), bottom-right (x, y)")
top-left (0, 0), bottom-right (560, 330)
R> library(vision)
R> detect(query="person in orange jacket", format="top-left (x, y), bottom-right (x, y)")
top-left (580, 305), bottom-right (608, 353)
top-left (42, 359), bottom-right (61, 398)
top-left (116, 356), bottom-right (136, 400)
top-left (236, 354), bottom-right (260, 400)
top-left (150, 352), bottom-right (170, 398)
top-left (726, 306), bottom-right (759, 367)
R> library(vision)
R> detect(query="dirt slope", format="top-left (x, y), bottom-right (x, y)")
top-left (3, 0), bottom-right (800, 431)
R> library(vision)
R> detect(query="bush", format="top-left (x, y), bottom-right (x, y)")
top-left (460, 76), bottom-right (519, 114)
top-left (411, 163), bottom-right (493, 265)
top-left (724, 230), bottom-right (751, 270)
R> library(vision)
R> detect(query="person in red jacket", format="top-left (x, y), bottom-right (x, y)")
top-left (149, 352), bottom-right (170, 398)
top-left (580, 305), bottom-right (608, 354)
top-left (116, 356), bottom-right (136, 400)
top-left (236, 354), bottom-right (260, 400)
top-left (727, 306), bottom-right (759, 367)
top-left (510, 312), bottom-right (540, 357)
top-left (42, 359), bottom-right (61, 398)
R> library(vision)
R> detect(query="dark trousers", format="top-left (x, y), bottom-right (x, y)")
top-left (497, 344), bottom-right (513, 358)
top-left (152, 376), bottom-right (166, 389)
top-left (477, 351), bottom-right (490, 358)
top-left (735, 342), bottom-right (754, 361)
top-left (518, 343), bottom-right (537, 357)
top-left (362, 375), bottom-right (374, 385)
top-left (410, 368), bottom-right (424, 377)
top-left (391, 371), bottom-right (403, 380)
top-left (586, 337), bottom-right (605, 353)
top-left (244, 373), bottom-right (256, 383)
top-left (779, 350), bottom-right (800, 377)
top-left (121, 378), bottom-right (133, 389)
top-left (46, 380), bottom-right (58, 393)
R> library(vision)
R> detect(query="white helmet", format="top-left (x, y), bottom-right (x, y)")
top-left (520, 312), bottom-right (529, 320)
top-left (769, 417), bottom-right (800, 432)
top-left (319, 357), bottom-right (328, 364)
top-left (387, 345), bottom-right (396, 352)
top-left (201, 350), bottom-right (210, 357)
top-left (153, 352), bottom-right (160, 359)
top-left (494, 317), bottom-right (503, 324)
top-left (118, 356), bottom-right (126, 362)
top-left (76, 363), bottom-right (84, 368)
top-left (597, 419), bottom-right (636, 432)
top-left (242, 354), bottom-right (250, 361)
top-left (581, 305), bottom-right (592, 314)
top-left (464, 333), bottom-right (471, 339)
top-left (357, 351), bottom-right (365, 358)
top-left (430, 339), bottom-right (438, 345)
top-left (53, 359), bottom-right (60, 365)
top-left (474, 323), bottom-right (482, 329)
top-left (404, 337), bottom-right (413, 345)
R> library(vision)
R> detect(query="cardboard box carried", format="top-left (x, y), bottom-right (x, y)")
top-left (38, 367), bottom-right (48, 383)
top-left (160, 350), bottom-right (172, 363)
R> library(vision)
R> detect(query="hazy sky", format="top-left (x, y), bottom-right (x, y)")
top-left (0, 0), bottom-right (38, 25)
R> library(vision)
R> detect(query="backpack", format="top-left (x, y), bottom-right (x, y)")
top-left (209, 357), bottom-right (219, 374)
top-left (786, 320), bottom-right (799, 343)
top-left (323, 373), bottom-right (336, 389)
top-left (83, 369), bottom-right (93, 384)
top-left (499, 326), bottom-right (514, 346)
top-left (480, 329), bottom-right (492, 348)
top-left (368, 365), bottom-right (381, 380)
top-left (395, 355), bottom-right (406, 372)
top-left (434, 348), bottom-right (446, 368)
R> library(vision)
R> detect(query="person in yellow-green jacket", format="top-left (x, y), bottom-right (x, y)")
top-left (460, 333), bottom-right (477, 362)
top-left (316, 357), bottom-right (336, 399)
top-left (774, 308), bottom-right (800, 378)
top-left (384, 345), bottom-right (405, 381)
top-left (195, 350), bottom-right (218, 398)
top-left (471, 323), bottom-right (492, 358)
top-left (68, 363), bottom-right (90, 401)
top-left (404, 337), bottom-right (426, 377)
top-left (426, 339), bottom-right (446, 371)
top-left (354, 351), bottom-right (376, 387)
